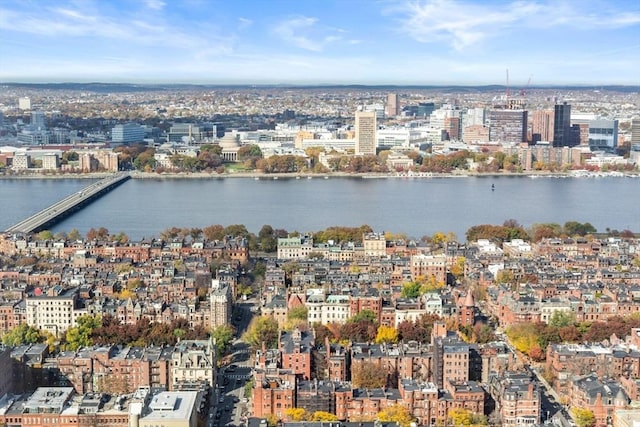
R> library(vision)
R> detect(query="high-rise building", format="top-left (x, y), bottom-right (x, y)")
top-left (18, 97), bottom-right (31, 110)
top-left (632, 118), bottom-right (640, 145)
top-left (355, 110), bottom-right (377, 155)
top-left (553, 102), bottom-right (574, 147)
top-left (586, 119), bottom-right (618, 152)
top-left (111, 122), bottom-right (146, 144)
top-left (386, 93), bottom-right (399, 117)
top-left (31, 111), bottom-right (45, 130)
top-left (531, 110), bottom-right (554, 143)
top-left (488, 109), bottom-right (528, 143)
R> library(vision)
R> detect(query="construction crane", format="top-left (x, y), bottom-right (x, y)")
top-left (520, 75), bottom-right (533, 97)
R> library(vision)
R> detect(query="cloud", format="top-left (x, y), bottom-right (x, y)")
top-left (238, 17), bottom-right (253, 30)
top-left (144, 0), bottom-right (166, 11)
top-left (272, 16), bottom-right (343, 52)
top-left (392, 0), bottom-right (640, 50)
top-left (0, 3), bottom-right (233, 52)
top-left (393, 0), bottom-right (540, 50)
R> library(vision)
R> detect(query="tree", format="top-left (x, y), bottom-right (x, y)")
top-left (284, 408), bottom-right (308, 421)
top-left (203, 224), bottom-right (225, 241)
top-left (349, 309), bottom-right (378, 324)
top-left (211, 325), bottom-right (235, 359)
top-left (65, 315), bottom-right (101, 350)
top-left (68, 228), bottom-right (82, 241)
top-left (549, 311), bottom-right (575, 328)
top-left (288, 306), bottom-right (308, 322)
top-left (242, 316), bottom-right (279, 350)
top-left (401, 281), bottom-right (422, 298)
top-left (311, 411), bottom-right (338, 422)
top-left (36, 230), bottom-right (54, 240)
top-left (375, 325), bottom-right (399, 344)
top-left (377, 404), bottom-right (415, 427)
top-left (2, 323), bottom-right (42, 346)
top-left (571, 407), bottom-right (596, 427)
top-left (352, 361), bottom-right (387, 388)
top-left (564, 221), bottom-right (597, 237)
top-left (447, 408), bottom-right (473, 426)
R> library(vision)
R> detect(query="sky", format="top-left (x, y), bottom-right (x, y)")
top-left (0, 0), bottom-right (639, 85)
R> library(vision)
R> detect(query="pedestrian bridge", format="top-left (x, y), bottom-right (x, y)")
top-left (5, 172), bottom-right (131, 234)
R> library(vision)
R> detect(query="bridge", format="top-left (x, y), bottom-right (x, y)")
top-left (6, 172), bottom-right (131, 234)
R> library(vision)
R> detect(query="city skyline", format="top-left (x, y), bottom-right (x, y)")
top-left (0, 0), bottom-right (639, 85)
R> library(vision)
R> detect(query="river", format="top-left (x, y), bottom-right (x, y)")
top-left (1, 176), bottom-right (638, 240)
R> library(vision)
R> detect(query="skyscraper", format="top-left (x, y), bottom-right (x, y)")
top-left (488, 109), bottom-right (528, 143)
top-left (355, 110), bottom-right (377, 155)
top-left (631, 118), bottom-right (640, 145)
top-left (553, 102), bottom-right (573, 147)
top-left (31, 111), bottom-right (45, 130)
top-left (531, 110), bottom-right (554, 143)
top-left (386, 93), bottom-right (399, 117)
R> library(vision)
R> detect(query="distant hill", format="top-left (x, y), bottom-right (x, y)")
top-left (1, 82), bottom-right (638, 93)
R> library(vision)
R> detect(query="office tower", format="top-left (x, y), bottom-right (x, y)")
top-left (386, 93), bottom-right (399, 117)
top-left (586, 119), bottom-right (618, 152)
top-left (630, 118), bottom-right (640, 145)
top-left (18, 97), bottom-right (31, 110)
top-left (355, 110), bottom-right (377, 155)
top-left (531, 110), bottom-right (554, 143)
top-left (111, 123), bottom-right (146, 144)
top-left (488, 109), bottom-right (528, 143)
top-left (31, 111), bottom-right (45, 130)
top-left (553, 102), bottom-right (573, 147)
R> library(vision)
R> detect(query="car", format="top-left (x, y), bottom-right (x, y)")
top-left (218, 397), bottom-right (224, 403)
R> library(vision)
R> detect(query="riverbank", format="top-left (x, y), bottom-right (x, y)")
top-left (1, 169), bottom-right (639, 180)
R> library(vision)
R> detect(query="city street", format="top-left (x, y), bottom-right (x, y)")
top-left (209, 296), bottom-right (258, 427)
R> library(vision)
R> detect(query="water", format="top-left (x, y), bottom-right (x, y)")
top-left (1, 176), bottom-right (638, 240)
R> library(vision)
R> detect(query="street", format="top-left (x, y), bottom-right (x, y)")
top-left (209, 296), bottom-right (258, 427)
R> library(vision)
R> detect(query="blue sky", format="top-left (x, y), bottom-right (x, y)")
top-left (1, 0), bottom-right (639, 85)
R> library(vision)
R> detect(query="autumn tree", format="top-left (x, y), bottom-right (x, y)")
top-left (571, 407), bottom-right (596, 427)
top-left (377, 404), bottom-right (416, 427)
top-left (447, 408), bottom-right (488, 426)
top-left (203, 224), bottom-right (225, 241)
top-left (243, 316), bottom-right (279, 350)
top-left (375, 325), bottom-right (399, 344)
top-left (284, 408), bottom-right (308, 421)
top-left (352, 361), bottom-right (387, 388)
top-left (311, 411), bottom-right (338, 421)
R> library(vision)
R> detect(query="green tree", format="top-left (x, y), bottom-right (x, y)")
top-left (65, 315), bottom-right (101, 350)
top-left (401, 281), bottom-right (422, 298)
top-left (2, 323), bottom-right (42, 346)
top-left (242, 316), bottom-right (279, 350)
top-left (571, 407), bottom-right (596, 427)
top-left (349, 309), bottom-right (377, 324)
top-left (36, 230), bottom-right (54, 240)
top-left (549, 311), bottom-right (575, 328)
top-left (564, 221), bottom-right (597, 237)
top-left (287, 306), bottom-right (308, 322)
top-left (211, 325), bottom-right (233, 356)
